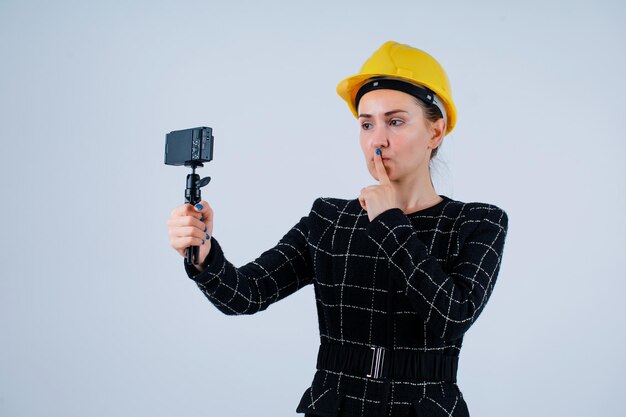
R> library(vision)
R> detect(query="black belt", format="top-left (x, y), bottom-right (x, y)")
top-left (316, 342), bottom-right (458, 382)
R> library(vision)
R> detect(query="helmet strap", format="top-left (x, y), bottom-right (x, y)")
top-left (355, 77), bottom-right (447, 128)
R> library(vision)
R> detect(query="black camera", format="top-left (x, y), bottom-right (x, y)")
top-left (164, 126), bottom-right (214, 167)
top-left (164, 126), bottom-right (215, 266)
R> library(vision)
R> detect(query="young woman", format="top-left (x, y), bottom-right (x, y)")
top-left (167, 41), bottom-right (509, 417)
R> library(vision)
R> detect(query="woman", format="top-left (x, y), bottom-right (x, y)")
top-left (167, 41), bottom-right (509, 417)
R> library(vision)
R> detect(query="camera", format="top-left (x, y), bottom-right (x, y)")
top-left (164, 126), bottom-right (214, 167)
top-left (164, 126), bottom-right (215, 266)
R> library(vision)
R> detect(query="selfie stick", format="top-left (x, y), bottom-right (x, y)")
top-left (185, 164), bottom-right (211, 265)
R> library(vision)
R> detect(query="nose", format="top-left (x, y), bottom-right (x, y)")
top-left (369, 125), bottom-right (389, 151)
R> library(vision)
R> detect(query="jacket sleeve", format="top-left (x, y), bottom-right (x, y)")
top-left (183, 206), bottom-right (315, 316)
top-left (366, 204), bottom-right (508, 340)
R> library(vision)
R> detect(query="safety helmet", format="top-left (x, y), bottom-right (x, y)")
top-left (336, 41), bottom-right (457, 135)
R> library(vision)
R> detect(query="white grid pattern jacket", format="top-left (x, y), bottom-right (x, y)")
top-left (184, 195), bottom-right (509, 417)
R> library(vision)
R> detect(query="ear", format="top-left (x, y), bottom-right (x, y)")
top-left (429, 118), bottom-right (446, 149)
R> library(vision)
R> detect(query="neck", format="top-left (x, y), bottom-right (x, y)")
top-left (391, 163), bottom-right (442, 213)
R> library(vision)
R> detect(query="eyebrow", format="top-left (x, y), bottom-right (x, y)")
top-left (358, 109), bottom-right (408, 118)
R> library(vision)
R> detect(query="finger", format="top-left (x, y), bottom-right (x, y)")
top-left (358, 189), bottom-right (368, 211)
top-left (358, 196), bottom-right (367, 211)
top-left (171, 204), bottom-right (193, 217)
top-left (193, 203), bottom-right (213, 237)
top-left (172, 201), bottom-right (211, 220)
top-left (198, 204), bottom-right (214, 235)
top-left (171, 235), bottom-right (206, 251)
top-left (167, 215), bottom-right (207, 233)
top-left (168, 223), bottom-right (205, 239)
top-left (373, 149), bottom-right (390, 185)
top-left (171, 203), bottom-right (203, 220)
top-left (193, 200), bottom-right (215, 222)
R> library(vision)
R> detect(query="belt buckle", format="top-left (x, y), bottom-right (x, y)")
top-left (366, 346), bottom-right (385, 379)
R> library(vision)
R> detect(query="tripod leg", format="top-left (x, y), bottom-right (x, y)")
top-left (186, 245), bottom-right (200, 265)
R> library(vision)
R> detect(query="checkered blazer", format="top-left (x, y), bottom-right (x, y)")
top-left (184, 195), bottom-right (509, 417)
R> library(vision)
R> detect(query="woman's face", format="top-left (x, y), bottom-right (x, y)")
top-left (357, 89), bottom-right (443, 183)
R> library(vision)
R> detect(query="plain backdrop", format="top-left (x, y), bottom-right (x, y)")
top-left (1, 1), bottom-right (624, 416)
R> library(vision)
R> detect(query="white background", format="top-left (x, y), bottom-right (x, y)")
top-left (1, 1), bottom-right (624, 416)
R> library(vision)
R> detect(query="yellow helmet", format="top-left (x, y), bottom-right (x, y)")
top-left (336, 41), bottom-right (457, 135)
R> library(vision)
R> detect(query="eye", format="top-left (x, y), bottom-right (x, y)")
top-left (361, 122), bottom-right (373, 130)
top-left (389, 119), bottom-right (404, 127)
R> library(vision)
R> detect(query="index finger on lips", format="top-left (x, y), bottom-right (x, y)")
top-left (374, 149), bottom-right (391, 185)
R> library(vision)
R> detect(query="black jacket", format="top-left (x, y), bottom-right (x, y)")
top-left (185, 195), bottom-right (509, 417)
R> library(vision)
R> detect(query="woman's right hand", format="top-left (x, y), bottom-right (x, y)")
top-left (167, 200), bottom-right (214, 271)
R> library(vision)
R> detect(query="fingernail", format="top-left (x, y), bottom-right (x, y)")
top-left (375, 149), bottom-right (381, 155)
top-left (200, 215), bottom-right (204, 221)
top-left (204, 225), bottom-right (207, 232)
top-left (195, 203), bottom-right (203, 211)
top-left (202, 239), bottom-right (205, 245)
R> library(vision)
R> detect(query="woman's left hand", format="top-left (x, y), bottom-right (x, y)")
top-left (359, 149), bottom-right (400, 222)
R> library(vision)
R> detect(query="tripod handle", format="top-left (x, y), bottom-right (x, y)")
top-left (184, 172), bottom-right (211, 267)
top-left (186, 243), bottom-right (200, 265)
